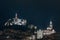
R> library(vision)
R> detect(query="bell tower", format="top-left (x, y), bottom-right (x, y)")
top-left (47, 20), bottom-right (53, 30)
top-left (50, 20), bottom-right (53, 28)
top-left (15, 13), bottom-right (18, 19)
top-left (49, 20), bottom-right (53, 28)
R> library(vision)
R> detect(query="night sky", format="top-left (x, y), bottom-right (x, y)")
top-left (0, 0), bottom-right (60, 32)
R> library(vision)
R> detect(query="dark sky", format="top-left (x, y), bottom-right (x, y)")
top-left (0, 0), bottom-right (60, 32)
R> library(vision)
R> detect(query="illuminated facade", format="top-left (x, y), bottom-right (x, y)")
top-left (3, 13), bottom-right (56, 40)
top-left (5, 13), bottom-right (27, 26)
top-left (43, 20), bottom-right (56, 35)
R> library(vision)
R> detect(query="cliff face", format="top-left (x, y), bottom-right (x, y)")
top-left (53, 32), bottom-right (60, 40)
top-left (0, 25), bottom-right (33, 40)
top-left (0, 27), bottom-right (60, 40)
top-left (40, 33), bottom-right (60, 40)
top-left (0, 29), bottom-right (31, 40)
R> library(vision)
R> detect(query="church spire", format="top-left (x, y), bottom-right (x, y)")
top-left (15, 13), bottom-right (18, 19)
top-left (49, 20), bottom-right (53, 28)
